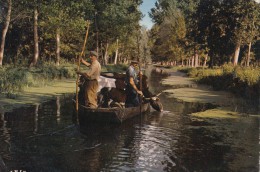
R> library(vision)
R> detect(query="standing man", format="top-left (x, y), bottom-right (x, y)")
top-left (77, 51), bottom-right (101, 108)
top-left (125, 60), bottom-right (143, 107)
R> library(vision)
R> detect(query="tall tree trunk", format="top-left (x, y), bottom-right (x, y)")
top-left (30, 7), bottom-right (39, 67)
top-left (194, 50), bottom-right (199, 67)
top-left (246, 42), bottom-right (252, 67)
top-left (104, 42), bottom-right (109, 65)
top-left (55, 28), bottom-right (61, 66)
top-left (100, 41), bottom-right (104, 65)
top-left (203, 54), bottom-right (208, 67)
top-left (96, 32), bottom-right (99, 58)
top-left (208, 51), bottom-right (214, 68)
top-left (118, 52), bottom-right (121, 63)
top-left (114, 39), bottom-right (119, 64)
top-left (191, 56), bottom-right (195, 67)
top-left (233, 43), bottom-right (240, 66)
top-left (0, 0), bottom-right (12, 66)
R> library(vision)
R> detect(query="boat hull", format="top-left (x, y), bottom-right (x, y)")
top-left (74, 101), bottom-right (150, 124)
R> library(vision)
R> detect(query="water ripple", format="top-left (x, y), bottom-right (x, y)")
top-left (105, 124), bottom-right (178, 171)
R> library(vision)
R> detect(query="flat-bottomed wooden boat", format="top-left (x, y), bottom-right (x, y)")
top-left (73, 100), bottom-right (150, 124)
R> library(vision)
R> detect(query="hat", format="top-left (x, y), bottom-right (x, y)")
top-left (89, 51), bottom-right (98, 57)
top-left (130, 60), bottom-right (139, 64)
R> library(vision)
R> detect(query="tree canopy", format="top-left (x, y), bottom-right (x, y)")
top-left (1, 0), bottom-right (260, 67)
top-left (0, 0), bottom-right (144, 66)
top-left (149, 0), bottom-right (260, 67)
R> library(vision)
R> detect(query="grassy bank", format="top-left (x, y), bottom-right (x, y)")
top-left (0, 62), bottom-right (127, 98)
top-left (0, 62), bottom-right (127, 113)
top-left (178, 64), bottom-right (260, 99)
top-left (0, 63), bottom-right (76, 98)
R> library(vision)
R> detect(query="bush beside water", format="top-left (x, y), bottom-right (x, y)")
top-left (0, 62), bottom-right (127, 98)
top-left (179, 64), bottom-right (260, 99)
top-left (0, 64), bottom-right (76, 97)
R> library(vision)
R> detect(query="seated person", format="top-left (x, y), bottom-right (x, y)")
top-left (125, 60), bottom-right (143, 107)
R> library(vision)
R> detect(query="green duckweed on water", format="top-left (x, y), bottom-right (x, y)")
top-left (0, 79), bottom-right (76, 113)
top-left (161, 71), bottom-right (241, 107)
top-left (161, 70), bottom-right (254, 117)
top-left (161, 71), bottom-right (195, 87)
top-left (191, 107), bottom-right (239, 119)
top-left (163, 87), bottom-right (239, 107)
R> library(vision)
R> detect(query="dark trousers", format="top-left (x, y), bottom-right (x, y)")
top-left (125, 85), bottom-right (140, 107)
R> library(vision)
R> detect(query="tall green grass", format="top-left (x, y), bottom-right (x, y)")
top-left (179, 64), bottom-right (260, 99)
top-left (0, 63), bottom-right (77, 98)
top-left (0, 62), bottom-right (127, 98)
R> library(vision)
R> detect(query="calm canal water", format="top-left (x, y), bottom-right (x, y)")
top-left (0, 67), bottom-right (259, 172)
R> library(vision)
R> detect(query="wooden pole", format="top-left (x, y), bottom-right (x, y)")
top-left (137, 33), bottom-right (142, 115)
top-left (76, 20), bottom-right (90, 112)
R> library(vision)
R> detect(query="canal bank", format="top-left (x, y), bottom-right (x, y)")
top-left (159, 68), bottom-right (259, 116)
top-left (0, 79), bottom-right (76, 113)
top-left (1, 66), bottom-right (259, 115)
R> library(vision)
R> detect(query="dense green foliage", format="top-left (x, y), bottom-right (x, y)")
top-left (149, 0), bottom-right (260, 66)
top-left (2, 0), bottom-right (258, 66)
top-left (0, 0), bottom-right (147, 66)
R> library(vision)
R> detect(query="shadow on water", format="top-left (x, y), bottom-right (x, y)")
top-left (0, 66), bottom-right (259, 172)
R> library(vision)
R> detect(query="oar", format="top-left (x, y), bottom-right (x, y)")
top-left (76, 21), bottom-right (90, 115)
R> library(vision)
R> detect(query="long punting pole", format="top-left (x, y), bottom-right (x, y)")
top-left (137, 33), bottom-right (142, 116)
top-left (76, 21), bottom-right (90, 113)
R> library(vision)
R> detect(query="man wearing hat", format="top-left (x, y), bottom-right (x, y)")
top-left (77, 51), bottom-right (101, 108)
top-left (125, 60), bottom-right (143, 107)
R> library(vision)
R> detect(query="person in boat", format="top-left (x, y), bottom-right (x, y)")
top-left (77, 51), bottom-right (101, 108)
top-left (125, 60), bottom-right (143, 107)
